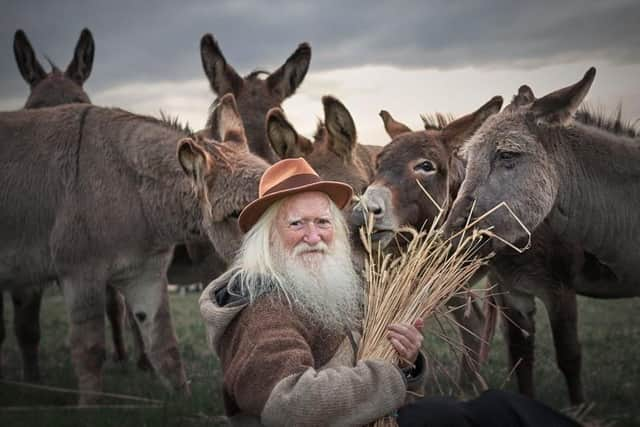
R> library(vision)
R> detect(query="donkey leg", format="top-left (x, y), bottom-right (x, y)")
top-left (120, 261), bottom-right (189, 394)
top-left (105, 285), bottom-right (128, 363)
top-left (11, 286), bottom-right (43, 381)
top-left (0, 292), bottom-right (4, 379)
top-left (126, 301), bottom-right (153, 372)
top-left (542, 287), bottom-right (584, 405)
top-left (60, 279), bottom-right (107, 405)
top-left (448, 293), bottom-right (485, 387)
top-left (500, 291), bottom-right (537, 399)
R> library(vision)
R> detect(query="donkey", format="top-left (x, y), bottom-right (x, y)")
top-left (1, 28), bottom-right (148, 381)
top-left (266, 95), bottom-right (377, 196)
top-left (479, 86), bottom-right (640, 405)
top-left (349, 97), bottom-right (504, 389)
top-left (163, 35), bottom-right (313, 287)
top-left (200, 33), bottom-right (311, 164)
top-left (0, 94), bottom-right (268, 403)
top-left (445, 67), bottom-right (640, 293)
top-left (14, 29), bottom-right (93, 109)
top-left (443, 68), bottom-right (640, 402)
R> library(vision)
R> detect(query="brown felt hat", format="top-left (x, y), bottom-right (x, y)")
top-left (238, 158), bottom-right (354, 233)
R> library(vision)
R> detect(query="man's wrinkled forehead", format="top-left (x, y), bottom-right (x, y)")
top-left (279, 192), bottom-right (332, 221)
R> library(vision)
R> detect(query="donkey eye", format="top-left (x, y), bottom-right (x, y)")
top-left (414, 161), bottom-right (435, 173)
top-left (497, 151), bottom-right (520, 161)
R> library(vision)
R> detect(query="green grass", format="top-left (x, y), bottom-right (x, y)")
top-left (1, 287), bottom-right (638, 426)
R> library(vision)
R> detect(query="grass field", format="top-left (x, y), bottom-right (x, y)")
top-left (0, 286), bottom-right (638, 426)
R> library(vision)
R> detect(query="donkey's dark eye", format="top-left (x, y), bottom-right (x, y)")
top-left (498, 151), bottom-right (520, 161)
top-left (414, 161), bottom-right (435, 173)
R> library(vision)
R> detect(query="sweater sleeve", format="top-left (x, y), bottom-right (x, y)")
top-left (223, 311), bottom-right (407, 427)
top-left (261, 359), bottom-right (406, 427)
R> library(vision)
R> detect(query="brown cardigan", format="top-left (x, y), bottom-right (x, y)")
top-left (200, 269), bottom-right (426, 427)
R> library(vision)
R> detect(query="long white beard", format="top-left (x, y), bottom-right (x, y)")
top-left (271, 236), bottom-right (363, 332)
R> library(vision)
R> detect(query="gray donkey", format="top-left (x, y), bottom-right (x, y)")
top-left (444, 69), bottom-right (639, 400)
top-left (0, 94), bottom-right (268, 403)
top-left (1, 28), bottom-right (147, 381)
top-left (445, 67), bottom-right (640, 293)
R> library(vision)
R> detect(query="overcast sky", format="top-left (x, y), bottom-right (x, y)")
top-left (2, 0), bottom-right (639, 145)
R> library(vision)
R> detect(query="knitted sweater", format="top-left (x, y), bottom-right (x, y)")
top-left (199, 269), bottom-right (426, 427)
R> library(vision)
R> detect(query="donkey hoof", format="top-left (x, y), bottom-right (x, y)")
top-left (137, 354), bottom-right (153, 372)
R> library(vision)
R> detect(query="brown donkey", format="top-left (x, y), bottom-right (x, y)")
top-left (200, 34), bottom-right (311, 164)
top-left (164, 35), bottom-right (312, 287)
top-left (266, 95), bottom-right (378, 196)
top-left (350, 98), bottom-right (503, 389)
top-left (444, 69), bottom-right (640, 403)
top-left (0, 94), bottom-right (268, 403)
top-left (2, 28), bottom-right (148, 381)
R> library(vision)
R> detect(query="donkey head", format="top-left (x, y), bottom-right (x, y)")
top-left (445, 68), bottom-right (596, 250)
top-left (14, 28), bottom-right (94, 109)
top-left (178, 93), bottom-right (269, 260)
top-left (201, 34), bottom-right (311, 164)
top-left (351, 96), bottom-right (503, 249)
top-left (266, 95), bottom-right (372, 195)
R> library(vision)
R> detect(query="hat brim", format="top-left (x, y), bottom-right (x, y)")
top-left (238, 180), bottom-right (354, 233)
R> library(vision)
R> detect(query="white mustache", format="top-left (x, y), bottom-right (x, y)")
top-left (292, 241), bottom-right (329, 256)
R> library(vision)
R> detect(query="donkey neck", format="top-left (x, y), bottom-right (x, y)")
top-left (546, 123), bottom-right (640, 283)
top-left (105, 111), bottom-right (210, 245)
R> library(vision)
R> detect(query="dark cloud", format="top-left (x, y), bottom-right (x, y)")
top-left (1, 0), bottom-right (639, 102)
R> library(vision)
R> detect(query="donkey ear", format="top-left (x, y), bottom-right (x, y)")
top-left (177, 137), bottom-right (212, 180)
top-left (213, 93), bottom-right (247, 144)
top-left (511, 85), bottom-right (536, 107)
top-left (323, 95), bottom-right (357, 160)
top-left (200, 34), bottom-right (243, 95)
top-left (531, 67), bottom-right (596, 125)
top-left (266, 42), bottom-right (311, 99)
top-left (442, 96), bottom-right (503, 152)
top-left (379, 110), bottom-right (411, 138)
top-left (13, 30), bottom-right (47, 87)
top-left (65, 28), bottom-right (94, 85)
top-left (267, 108), bottom-right (312, 159)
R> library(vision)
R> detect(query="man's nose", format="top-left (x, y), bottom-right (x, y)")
top-left (303, 224), bottom-right (322, 245)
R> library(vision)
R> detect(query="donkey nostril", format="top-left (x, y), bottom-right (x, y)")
top-left (372, 207), bottom-right (383, 216)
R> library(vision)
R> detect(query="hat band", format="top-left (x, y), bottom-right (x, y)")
top-left (262, 173), bottom-right (320, 197)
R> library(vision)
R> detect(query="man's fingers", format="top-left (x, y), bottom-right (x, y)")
top-left (388, 331), bottom-right (414, 352)
top-left (413, 318), bottom-right (424, 331)
top-left (388, 323), bottom-right (423, 343)
top-left (390, 337), bottom-right (407, 357)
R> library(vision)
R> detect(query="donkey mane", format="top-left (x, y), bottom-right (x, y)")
top-left (43, 56), bottom-right (62, 74)
top-left (159, 110), bottom-right (193, 135)
top-left (106, 109), bottom-right (192, 138)
top-left (313, 120), bottom-right (326, 142)
top-left (574, 104), bottom-right (639, 139)
top-left (245, 69), bottom-right (270, 80)
top-left (420, 112), bottom-right (456, 130)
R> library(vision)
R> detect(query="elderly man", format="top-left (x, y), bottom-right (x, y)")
top-left (200, 158), bottom-right (579, 426)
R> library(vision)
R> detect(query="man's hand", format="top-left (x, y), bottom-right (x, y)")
top-left (387, 319), bottom-right (424, 367)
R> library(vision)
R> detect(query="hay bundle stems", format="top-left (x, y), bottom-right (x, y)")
top-left (357, 183), bottom-right (529, 426)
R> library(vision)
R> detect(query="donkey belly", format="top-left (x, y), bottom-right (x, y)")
top-left (0, 243), bottom-right (56, 289)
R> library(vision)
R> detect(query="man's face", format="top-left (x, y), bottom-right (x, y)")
top-left (275, 191), bottom-right (335, 261)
